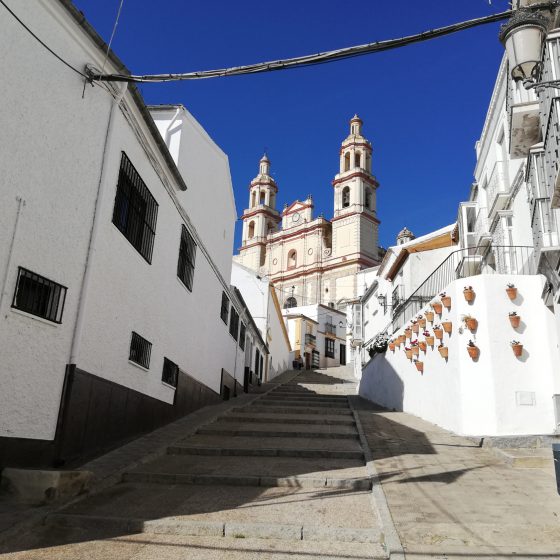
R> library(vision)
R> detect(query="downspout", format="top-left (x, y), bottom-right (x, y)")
top-left (68, 83), bottom-right (127, 366)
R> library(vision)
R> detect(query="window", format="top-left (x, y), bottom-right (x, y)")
top-left (220, 292), bottom-right (230, 324)
top-left (112, 152), bottom-right (158, 263)
top-left (287, 250), bottom-right (297, 269)
top-left (229, 307), bottom-right (239, 341)
top-left (325, 338), bottom-right (335, 359)
top-left (162, 357), bottom-right (179, 387)
top-left (129, 332), bottom-right (152, 369)
top-left (177, 225), bottom-right (197, 291)
top-left (12, 267), bottom-right (67, 323)
top-left (284, 296), bottom-right (297, 309)
top-left (248, 221), bottom-right (255, 239)
top-left (260, 191), bottom-right (266, 204)
top-left (239, 323), bottom-right (246, 350)
top-left (365, 188), bottom-right (372, 210)
top-left (342, 187), bottom-right (350, 208)
top-left (344, 152), bottom-right (350, 171)
top-left (355, 152), bottom-right (361, 168)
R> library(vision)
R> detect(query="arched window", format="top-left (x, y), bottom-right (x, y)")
top-left (287, 250), bottom-right (297, 269)
top-left (248, 221), bottom-right (255, 239)
top-left (355, 152), bottom-right (361, 168)
top-left (259, 191), bottom-right (266, 205)
top-left (344, 153), bottom-right (350, 172)
top-left (365, 188), bottom-right (372, 210)
top-left (365, 153), bottom-right (371, 172)
top-left (284, 296), bottom-right (297, 309)
top-left (251, 191), bottom-right (256, 208)
top-left (342, 187), bottom-right (350, 208)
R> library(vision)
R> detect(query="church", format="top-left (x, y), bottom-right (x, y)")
top-left (234, 115), bottom-right (381, 310)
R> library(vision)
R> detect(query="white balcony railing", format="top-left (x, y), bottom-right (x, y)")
top-left (486, 162), bottom-right (509, 217)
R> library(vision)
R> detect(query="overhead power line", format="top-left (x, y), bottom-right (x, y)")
top-left (88, 4), bottom-right (559, 84)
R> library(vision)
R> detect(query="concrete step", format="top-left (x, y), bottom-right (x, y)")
top-left (216, 413), bottom-right (355, 426)
top-left (493, 447), bottom-right (554, 468)
top-left (122, 454), bottom-right (369, 489)
top-left (171, 434), bottom-right (364, 454)
top-left (47, 483), bottom-right (381, 543)
top-left (233, 405), bottom-right (353, 416)
top-left (269, 391), bottom-right (349, 400)
top-left (254, 399), bottom-right (350, 409)
top-left (167, 444), bottom-right (365, 460)
top-left (197, 422), bottom-right (358, 439)
top-left (262, 395), bottom-right (348, 403)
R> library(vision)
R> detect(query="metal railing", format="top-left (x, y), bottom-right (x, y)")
top-left (486, 161), bottom-right (507, 213)
top-left (325, 323), bottom-right (336, 335)
top-left (305, 333), bottom-right (316, 346)
top-left (392, 246), bottom-right (536, 331)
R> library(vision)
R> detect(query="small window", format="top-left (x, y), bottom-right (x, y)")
top-left (162, 357), bottom-right (179, 387)
top-left (325, 338), bottom-right (335, 358)
top-left (284, 296), bottom-right (297, 309)
top-left (220, 292), bottom-right (230, 324)
top-left (229, 307), bottom-right (240, 341)
top-left (248, 221), bottom-right (255, 239)
top-left (12, 267), bottom-right (67, 324)
top-left (129, 332), bottom-right (152, 369)
top-left (177, 225), bottom-right (197, 291)
top-left (112, 152), bottom-right (159, 263)
top-left (288, 250), bottom-right (297, 269)
top-left (342, 187), bottom-right (350, 208)
top-left (239, 323), bottom-right (246, 350)
top-left (344, 153), bottom-right (350, 171)
top-left (355, 152), bottom-right (361, 168)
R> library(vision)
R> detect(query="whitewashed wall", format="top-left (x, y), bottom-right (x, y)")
top-left (359, 275), bottom-right (560, 436)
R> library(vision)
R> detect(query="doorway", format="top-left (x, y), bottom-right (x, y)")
top-left (340, 344), bottom-right (346, 366)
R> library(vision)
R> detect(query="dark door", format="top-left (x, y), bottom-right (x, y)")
top-left (305, 352), bottom-right (311, 370)
top-left (340, 344), bottom-right (346, 365)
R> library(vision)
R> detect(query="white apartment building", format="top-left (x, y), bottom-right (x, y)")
top-left (0, 0), bottom-right (269, 469)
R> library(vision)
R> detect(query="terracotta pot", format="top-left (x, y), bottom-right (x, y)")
top-left (412, 346), bottom-right (419, 356)
top-left (467, 345), bottom-right (479, 359)
top-left (415, 361), bottom-right (424, 373)
top-left (405, 349), bottom-right (413, 360)
top-left (509, 315), bottom-right (521, 328)
top-left (425, 336), bottom-right (434, 347)
top-left (438, 346), bottom-right (448, 358)
top-left (506, 287), bottom-right (518, 300)
top-left (432, 302), bottom-right (443, 315)
top-left (404, 328), bottom-right (412, 339)
top-left (442, 321), bottom-right (452, 334)
top-left (512, 343), bottom-right (523, 357)
top-left (434, 329), bottom-right (443, 340)
top-left (441, 296), bottom-right (451, 309)
top-left (412, 323), bottom-right (419, 334)
top-left (389, 343), bottom-right (395, 352)
top-left (463, 289), bottom-right (475, 302)
top-left (465, 318), bottom-right (478, 331)
top-left (418, 319), bottom-right (426, 329)
top-left (419, 341), bottom-right (427, 352)
top-left (425, 311), bottom-right (434, 323)
top-left (399, 335), bottom-right (406, 344)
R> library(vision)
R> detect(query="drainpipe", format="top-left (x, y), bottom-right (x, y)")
top-left (68, 83), bottom-right (127, 366)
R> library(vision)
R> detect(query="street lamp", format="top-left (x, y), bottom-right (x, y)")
top-left (500, 8), bottom-right (549, 89)
top-left (377, 293), bottom-right (388, 313)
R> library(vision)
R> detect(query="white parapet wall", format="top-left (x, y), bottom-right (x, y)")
top-left (359, 274), bottom-right (560, 436)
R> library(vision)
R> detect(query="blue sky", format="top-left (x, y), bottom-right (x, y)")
top-left (74, 0), bottom-right (510, 250)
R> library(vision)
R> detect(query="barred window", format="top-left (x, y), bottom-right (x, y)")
top-left (12, 267), bottom-right (67, 324)
top-left (325, 338), bottom-right (335, 358)
top-left (129, 332), bottom-right (152, 369)
top-left (220, 292), bottom-right (229, 324)
top-left (229, 307), bottom-right (239, 341)
top-left (177, 225), bottom-right (197, 290)
top-left (162, 357), bottom-right (179, 388)
top-left (112, 152), bottom-right (158, 263)
top-left (239, 323), bottom-right (246, 350)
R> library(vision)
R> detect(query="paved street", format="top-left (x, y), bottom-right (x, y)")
top-left (1, 366), bottom-right (560, 559)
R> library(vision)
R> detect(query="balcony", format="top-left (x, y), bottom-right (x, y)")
top-left (325, 323), bottom-right (336, 336)
top-left (486, 162), bottom-right (510, 220)
top-left (304, 333), bottom-right (316, 346)
top-left (474, 210), bottom-right (492, 249)
top-left (507, 79), bottom-right (540, 160)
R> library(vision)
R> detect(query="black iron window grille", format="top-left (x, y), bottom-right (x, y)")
top-left (325, 338), bottom-right (335, 358)
top-left (229, 307), bottom-right (239, 341)
top-left (239, 323), bottom-right (246, 350)
top-left (12, 267), bottom-right (67, 324)
top-left (129, 332), bottom-right (152, 369)
top-left (112, 152), bottom-right (158, 263)
top-left (162, 357), bottom-right (179, 388)
top-left (177, 225), bottom-right (197, 290)
top-left (220, 291), bottom-right (229, 324)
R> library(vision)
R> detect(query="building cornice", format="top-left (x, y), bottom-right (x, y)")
top-left (332, 171), bottom-right (379, 188)
top-left (241, 208), bottom-right (281, 222)
top-left (331, 211), bottom-right (381, 225)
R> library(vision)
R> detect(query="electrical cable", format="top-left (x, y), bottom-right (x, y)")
top-left (102, 0), bottom-right (125, 73)
top-left (0, 0), bottom-right (87, 79)
top-left (88, 4), bottom-right (559, 84)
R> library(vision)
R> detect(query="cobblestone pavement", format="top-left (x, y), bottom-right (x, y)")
top-left (355, 399), bottom-right (560, 559)
top-left (0, 367), bottom-right (387, 559)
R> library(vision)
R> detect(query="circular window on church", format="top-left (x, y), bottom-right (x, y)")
top-left (272, 258), bottom-right (278, 266)
top-left (308, 248), bottom-right (313, 255)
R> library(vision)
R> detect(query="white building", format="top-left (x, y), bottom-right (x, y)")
top-left (234, 116), bottom-right (381, 310)
top-left (0, 0), bottom-right (268, 469)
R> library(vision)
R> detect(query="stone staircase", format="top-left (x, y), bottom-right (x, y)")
top-left (44, 367), bottom-right (387, 558)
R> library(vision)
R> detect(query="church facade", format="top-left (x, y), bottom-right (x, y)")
top-left (234, 115), bottom-right (381, 309)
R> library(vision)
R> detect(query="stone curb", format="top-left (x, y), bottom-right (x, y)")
top-left (0, 369), bottom-right (302, 548)
top-left (46, 513), bottom-right (380, 544)
top-left (348, 395), bottom-right (405, 560)
top-left (196, 428), bottom-right (359, 439)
